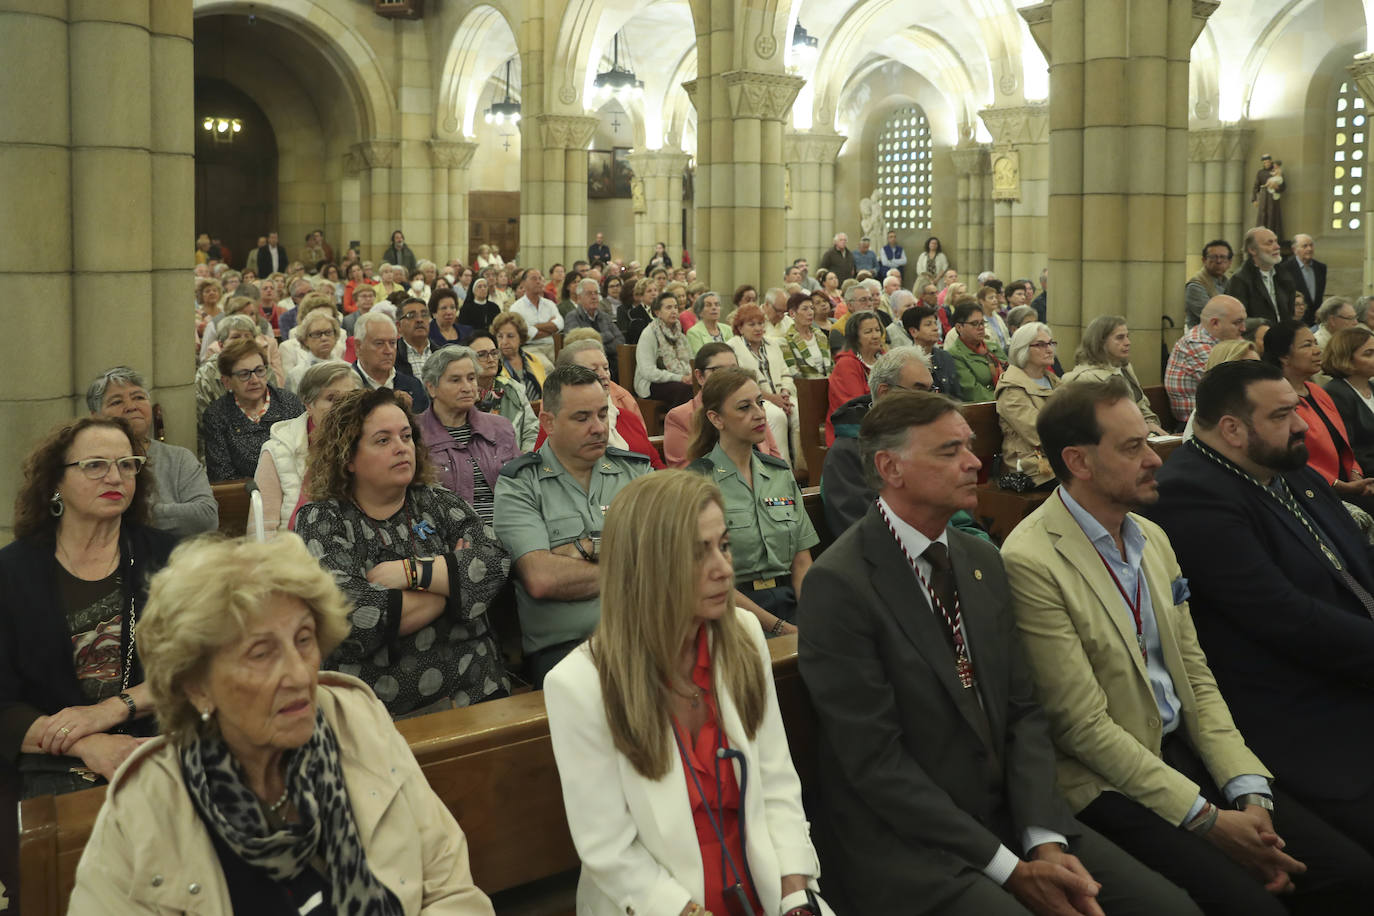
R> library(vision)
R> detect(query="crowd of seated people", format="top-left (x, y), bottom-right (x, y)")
top-left (14, 224), bottom-right (1374, 916)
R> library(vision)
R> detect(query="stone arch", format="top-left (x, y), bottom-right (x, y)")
top-left (1237, 0), bottom-right (1324, 120)
top-left (554, 0), bottom-right (696, 120)
top-left (1190, 23), bottom-right (1221, 122)
top-left (192, 0), bottom-right (395, 141)
top-left (437, 4), bottom-right (522, 138)
top-left (731, 0), bottom-right (791, 72)
top-left (664, 46), bottom-right (699, 150)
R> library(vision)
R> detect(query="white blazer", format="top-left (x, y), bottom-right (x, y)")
top-left (544, 609), bottom-right (823, 916)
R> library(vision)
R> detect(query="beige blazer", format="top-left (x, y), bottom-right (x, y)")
top-left (1002, 493), bottom-right (1270, 825)
top-left (994, 365), bottom-right (1058, 484)
top-left (68, 673), bottom-right (494, 915)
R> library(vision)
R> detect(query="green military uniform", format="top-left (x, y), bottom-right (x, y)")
top-left (689, 444), bottom-right (818, 619)
top-left (494, 442), bottom-right (652, 654)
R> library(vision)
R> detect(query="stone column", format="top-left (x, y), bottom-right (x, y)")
top-left (1022, 0), bottom-right (1215, 382)
top-left (980, 104), bottom-right (1049, 285)
top-left (951, 144), bottom-right (992, 276)
top-left (1186, 125), bottom-right (1252, 264)
top-left (520, 114), bottom-right (597, 272)
top-left (428, 139), bottom-right (478, 264)
top-left (629, 150), bottom-right (691, 265)
top-left (0, 0), bottom-right (194, 541)
top-left (1346, 54), bottom-right (1374, 293)
top-left (353, 140), bottom-right (399, 261)
top-left (686, 71), bottom-right (805, 296)
top-left (783, 131), bottom-right (846, 268)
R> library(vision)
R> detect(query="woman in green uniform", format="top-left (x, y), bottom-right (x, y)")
top-left (687, 368), bottom-right (817, 628)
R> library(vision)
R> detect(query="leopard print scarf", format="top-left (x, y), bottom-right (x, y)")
top-left (181, 708), bottom-right (403, 915)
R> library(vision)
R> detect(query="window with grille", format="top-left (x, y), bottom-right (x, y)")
top-left (1331, 80), bottom-right (1365, 232)
top-left (876, 106), bottom-right (932, 231)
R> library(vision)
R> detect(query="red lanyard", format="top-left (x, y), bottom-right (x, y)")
top-left (1094, 548), bottom-right (1146, 663)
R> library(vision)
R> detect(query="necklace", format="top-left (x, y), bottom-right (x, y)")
top-left (671, 683), bottom-right (702, 709)
top-left (265, 783), bottom-right (291, 814)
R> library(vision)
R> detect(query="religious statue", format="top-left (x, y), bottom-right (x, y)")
top-left (1252, 153), bottom-right (1285, 242)
top-left (859, 188), bottom-right (885, 240)
top-left (992, 150), bottom-right (1020, 200)
top-left (631, 176), bottom-right (646, 214)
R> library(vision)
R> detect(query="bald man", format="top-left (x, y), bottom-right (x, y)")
top-left (1280, 233), bottom-right (1326, 314)
top-left (1164, 295), bottom-right (1248, 422)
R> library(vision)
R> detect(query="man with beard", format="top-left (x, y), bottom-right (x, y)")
top-left (1225, 227), bottom-right (1293, 326)
top-left (1145, 360), bottom-right (1374, 861)
top-left (1004, 377), bottom-right (1374, 915)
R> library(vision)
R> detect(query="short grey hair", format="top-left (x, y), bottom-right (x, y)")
top-left (289, 278), bottom-right (312, 297)
top-left (843, 284), bottom-right (866, 304)
top-left (293, 308), bottom-right (341, 343)
top-left (555, 338), bottom-right (605, 367)
top-left (860, 278), bottom-right (882, 293)
top-left (297, 360), bottom-right (357, 405)
top-left (420, 346), bottom-right (478, 389)
top-left (355, 310), bottom-right (397, 342)
top-left (1009, 321), bottom-right (1052, 369)
top-left (417, 259), bottom-right (436, 272)
top-left (1357, 296), bottom-right (1374, 323)
top-left (575, 276), bottom-right (600, 296)
top-left (1006, 305), bottom-right (1038, 332)
top-left (763, 286), bottom-right (787, 309)
top-left (977, 270), bottom-right (997, 287)
top-left (216, 313), bottom-right (258, 342)
top-left (889, 290), bottom-right (916, 313)
top-left (1318, 296), bottom-right (1353, 325)
top-left (693, 291), bottom-right (720, 316)
top-left (86, 366), bottom-right (147, 413)
top-left (868, 347), bottom-right (925, 396)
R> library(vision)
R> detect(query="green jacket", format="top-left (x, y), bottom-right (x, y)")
top-left (946, 336), bottom-right (1009, 402)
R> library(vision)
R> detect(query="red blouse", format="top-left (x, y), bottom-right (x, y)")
top-left (674, 626), bottom-right (763, 916)
top-left (1298, 381), bottom-right (1362, 484)
top-left (825, 350), bottom-right (873, 446)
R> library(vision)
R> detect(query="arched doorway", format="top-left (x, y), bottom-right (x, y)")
top-left (194, 78), bottom-right (276, 272)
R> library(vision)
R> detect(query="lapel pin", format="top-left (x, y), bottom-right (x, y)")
top-left (974, 569), bottom-right (983, 580)
top-left (1305, 489), bottom-right (1315, 498)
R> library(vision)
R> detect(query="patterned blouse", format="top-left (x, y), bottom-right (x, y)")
top-left (296, 485), bottom-right (511, 716)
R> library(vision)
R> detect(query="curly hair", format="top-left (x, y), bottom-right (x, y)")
top-left (14, 417), bottom-right (153, 540)
top-left (490, 310), bottom-right (529, 345)
top-left (305, 387), bottom-right (434, 502)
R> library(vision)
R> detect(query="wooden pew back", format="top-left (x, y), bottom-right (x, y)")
top-left (211, 479), bottom-right (251, 537)
top-left (616, 344), bottom-right (666, 435)
top-left (793, 377), bottom-right (830, 487)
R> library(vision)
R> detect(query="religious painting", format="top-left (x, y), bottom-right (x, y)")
top-left (612, 147), bottom-right (634, 199)
top-left (991, 149), bottom-right (1021, 201)
top-left (588, 150), bottom-right (614, 199)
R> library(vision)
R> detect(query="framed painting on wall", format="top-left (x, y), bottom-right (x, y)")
top-left (612, 147), bottom-right (634, 198)
top-left (589, 150), bottom-right (614, 198)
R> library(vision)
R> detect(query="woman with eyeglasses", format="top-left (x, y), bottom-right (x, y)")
top-left (200, 338), bottom-right (305, 482)
top-left (467, 330), bottom-right (540, 451)
top-left (282, 305), bottom-right (345, 394)
top-left (995, 322), bottom-right (1061, 489)
top-left (0, 416), bottom-right (177, 797)
top-left (946, 299), bottom-right (1008, 402)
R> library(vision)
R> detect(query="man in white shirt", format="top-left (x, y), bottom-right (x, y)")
top-left (510, 267), bottom-right (563, 362)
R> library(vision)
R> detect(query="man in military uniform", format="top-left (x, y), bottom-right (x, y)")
top-left (495, 364), bottom-right (653, 685)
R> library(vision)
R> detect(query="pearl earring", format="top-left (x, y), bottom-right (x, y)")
top-left (200, 709), bottom-right (212, 722)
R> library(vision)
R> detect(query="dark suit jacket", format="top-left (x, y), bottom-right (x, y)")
top-left (1324, 377), bottom-right (1374, 478)
top-left (1143, 442), bottom-right (1374, 801)
top-left (1279, 256), bottom-right (1327, 309)
top-left (254, 244), bottom-right (288, 278)
top-left (798, 507), bottom-right (1076, 911)
top-left (1226, 258), bottom-right (1294, 325)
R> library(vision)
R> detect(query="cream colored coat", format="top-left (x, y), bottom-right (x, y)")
top-left (1059, 362), bottom-right (1162, 429)
top-left (67, 673), bottom-right (494, 915)
top-left (1001, 495), bottom-right (1270, 825)
top-left (994, 365), bottom-right (1057, 485)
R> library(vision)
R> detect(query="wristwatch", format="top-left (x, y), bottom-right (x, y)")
top-left (1236, 793), bottom-right (1274, 812)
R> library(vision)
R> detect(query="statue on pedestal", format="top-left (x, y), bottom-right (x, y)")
top-left (860, 187), bottom-right (885, 240)
top-left (1252, 153), bottom-right (1286, 242)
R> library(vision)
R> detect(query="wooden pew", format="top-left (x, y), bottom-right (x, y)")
top-left (616, 344), bottom-right (666, 436)
top-left (793, 376), bottom-right (830, 488)
top-left (211, 479), bottom-right (252, 537)
top-left (1144, 384), bottom-right (1177, 431)
top-left (18, 639), bottom-right (810, 916)
top-left (800, 485), bottom-right (833, 557)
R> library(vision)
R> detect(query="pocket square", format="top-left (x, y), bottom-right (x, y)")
top-left (1171, 576), bottom-right (1191, 605)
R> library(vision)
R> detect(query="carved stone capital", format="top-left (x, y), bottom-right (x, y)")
top-left (343, 149), bottom-right (364, 177)
top-left (721, 70), bottom-right (805, 121)
top-left (950, 144), bottom-right (991, 177)
top-left (1349, 53), bottom-right (1374, 106)
top-left (427, 139), bottom-right (479, 170)
top-left (682, 78), bottom-right (700, 114)
top-left (782, 130), bottom-right (846, 165)
top-left (1188, 125), bottom-right (1252, 163)
top-left (978, 103), bottom-right (1048, 148)
top-left (535, 114), bottom-right (599, 150)
top-left (627, 150), bottom-right (691, 179)
top-left (352, 140), bottom-right (399, 170)
top-left (1192, 1), bottom-right (1219, 43)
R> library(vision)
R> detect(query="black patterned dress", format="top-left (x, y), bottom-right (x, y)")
top-left (296, 484), bottom-right (511, 716)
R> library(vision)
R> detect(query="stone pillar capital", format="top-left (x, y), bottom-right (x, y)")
top-left (720, 70), bottom-right (806, 120)
top-left (1018, 3), bottom-right (1052, 60)
top-left (951, 144), bottom-right (992, 176)
top-left (1187, 125), bottom-right (1253, 163)
top-left (627, 150), bottom-right (691, 178)
top-left (1192, 1), bottom-right (1220, 42)
top-left (978, 104), bottom-right (1048, 149)
top-left (352, 140), bottom-right (399, 169)
top-left (783, 130), bottom-right (846, 164)
top-left (682, 78), bottom-right (700, 114)
top-left (427, 138), bottom-right (478, 169)
top-left (535, 114), bottom-right (599, 150)
top-left (1348, 53), bottom-right (1374, 106)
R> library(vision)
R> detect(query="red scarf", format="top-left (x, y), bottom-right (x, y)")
top-left (965, 338), bottom-right (1005, 386)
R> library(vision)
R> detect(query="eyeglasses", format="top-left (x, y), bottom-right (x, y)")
top-left (1028, 340), bottom-right (1059, 349)
top-left (472, 348), bottom-right (500, 360)
top-left (307, 329), bottom-right (337, 340)
top-left (401, 311), bottom-right (430, 322)
top-left (229, 366), bottom-right (268, 381)
top-left (960, 320), bottom-right (986, 328)
top-left (64, 456), bottom-right (147, 479)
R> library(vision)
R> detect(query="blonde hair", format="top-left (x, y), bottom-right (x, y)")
top-left (138, 535), bottom-right (352, 747)
top-left (1205, 339), bottom-right (1258, 370)
top-left (591, 472), bottom-right (767, 778)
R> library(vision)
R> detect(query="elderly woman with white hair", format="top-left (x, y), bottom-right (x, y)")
top-left (284, 307), bottom-right (346, 394)
top-left (1061, 314), bottom-right (1168, 435)
top-left (68, 535), bottom-right (496, 915)
top-left (279, 293), bottom-right (343, 378)
top-left (994, 321), bottom-right (1061, 489)
top-left (88, 366), bottom-right (218, 537)
top-left (254, 360), bottom-right (359, 537)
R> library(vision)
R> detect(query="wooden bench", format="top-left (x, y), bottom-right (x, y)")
top-left (616, 344), bottom-right (666, 436)
top-left (793, 376), bottom-right (830, 488)
top-left (211, 479), bottom-right (252, 536)
top-left (18, 639), bottom-right (811, 916)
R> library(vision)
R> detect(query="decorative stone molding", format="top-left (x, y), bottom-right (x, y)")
top-left (536, 114), bottom-right (599, 150)
top-left (754, 33), bottom-right (777, 60)
top-left (991, 149), bottom-right (1021, 201)
top-left (343, 148), bottom-right (365, 177)
top-left (1348, 53), bottom-right (1374, 105)
top-left (721, 70), bottom-right (805, 120)
top-left (978, 104), bottom-right (1048, 149)
top-left (682, 78), bottom-right (699, 114)
top-left (950, 144), bottom-right (991, 177)
top-left (1192, 1), bottom-right (1219, 42)
top-left (1188, 126), bottom-right (1252, 163)
top-left (427, 139), bottom-right (479, 169)
top-left (782, 130), bottom-right (847, 164)
top-left (352, 140), bottom-right (399, 170)
top-left (628, 150), bottom-right (691, 179)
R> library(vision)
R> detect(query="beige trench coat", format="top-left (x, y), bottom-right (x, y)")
top-left (995, 365), bottom-right (1059, 485)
